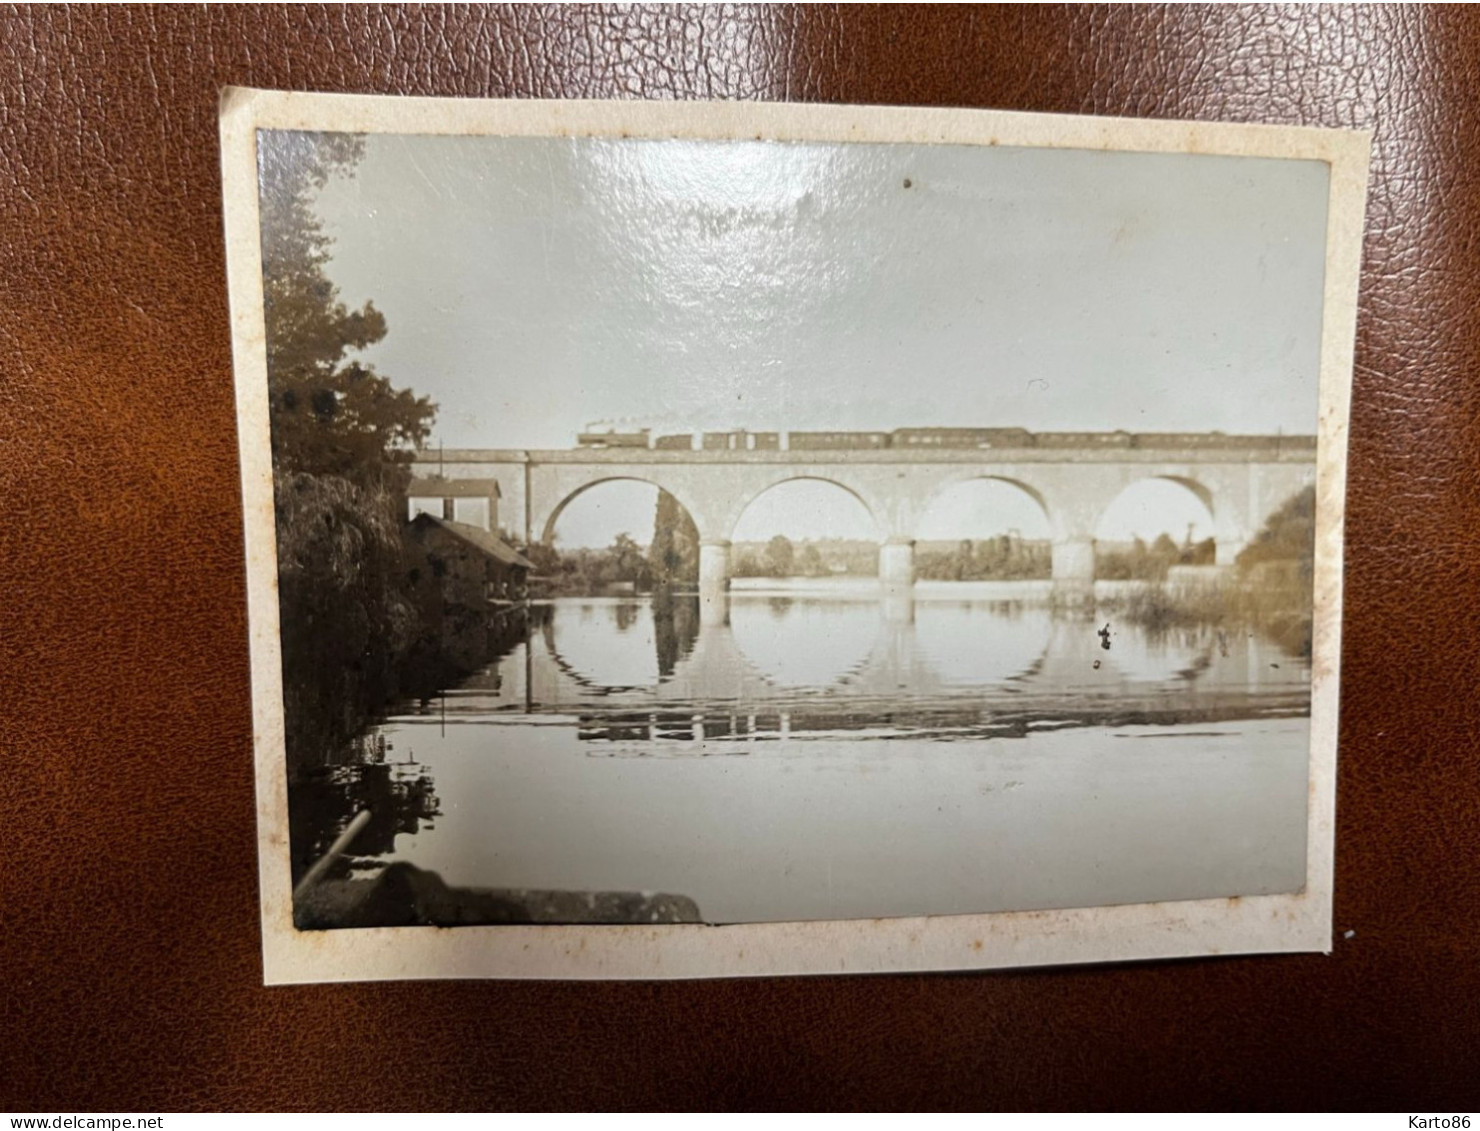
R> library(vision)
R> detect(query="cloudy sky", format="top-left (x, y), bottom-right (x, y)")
top-left (296, 131), bottom-right (1329, 545)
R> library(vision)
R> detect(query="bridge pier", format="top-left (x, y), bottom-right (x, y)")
top-left (1051, 536), bottom-right (1097, 605)
top-left (878, 538), bottom-right (916, 588)
top-left (698, 539), bottom-right (731, 625)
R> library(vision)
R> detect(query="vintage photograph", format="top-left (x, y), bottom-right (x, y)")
top-left (224, 93), bottom-right (1366, 980)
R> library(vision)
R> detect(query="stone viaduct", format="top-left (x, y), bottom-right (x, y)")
top-left (407, 438), bottom-right (1316, 599)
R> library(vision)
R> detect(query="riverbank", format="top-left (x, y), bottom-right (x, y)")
top-left (1097, 566), bottom-right (1314, 658)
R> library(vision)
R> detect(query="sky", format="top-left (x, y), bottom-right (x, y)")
top-left (293, 131), bottom-right (1328, 546)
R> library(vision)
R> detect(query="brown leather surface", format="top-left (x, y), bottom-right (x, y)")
top-left (4, 3), bottom-right (1478, 1111)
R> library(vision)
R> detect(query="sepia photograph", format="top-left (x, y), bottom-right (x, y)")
top-left (223, 92), bottom-right (1367, 981)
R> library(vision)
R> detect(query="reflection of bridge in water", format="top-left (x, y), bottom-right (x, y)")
top-left (427, 595), bottom-right (1310, 746)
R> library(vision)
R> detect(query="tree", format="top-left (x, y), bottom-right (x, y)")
top-left (957, 538), bottom-right (974, 580)
top-left (798, 543), bottom-right (827, 577)
top-left (1235, 486), bottom-right (1316, 656)
top-left (1179, 536), bottom-right (1216, 566)
top-left (275, 472), bottom-right (421, 774)
top-left (522, 540), bottom-right (564, 579)
top-left (259, 131), bottom-right (438, 776)
top-left (259, 131), bottom-right (435, 487)
top-left (648, 489), bottom-right (699, 587)
top-left (1237, 486), bottom-right (1316, 572)
top-left (764, 534), bottom-right (796, 577)
top-left (608, 533), bottom-right (651, 587)
top-left (1151, 532), bottom-right (1180, 559)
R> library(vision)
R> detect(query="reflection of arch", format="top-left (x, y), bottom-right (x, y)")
top-left (1094, 475), bottom-right (1217, 543)
top-left (541, 476), bottom-right (699, 546)
top-left (729, 597), bottom-right (881, 689)
top-left (913, 603), bottom-right (1052, 686)
top-left (1099, 628), bottom-right (1214, 686)
top-left (544, 601), bottom-right (661, 691)
top-left (727, 475), bottom-right (882, 541)
top-left (916, 475), bottom-right (1053, 539)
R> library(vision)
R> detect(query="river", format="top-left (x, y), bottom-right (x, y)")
top-left (292, 584), bottom-right (1311, 926)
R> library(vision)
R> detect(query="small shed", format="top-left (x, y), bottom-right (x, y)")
top-left (404, 514), bottom-right (535, 673)
top-left (406, 513), bottom-right (533, 606)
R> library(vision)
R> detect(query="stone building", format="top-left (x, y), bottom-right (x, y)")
top-left (405, 514), bottom-right (533, 671)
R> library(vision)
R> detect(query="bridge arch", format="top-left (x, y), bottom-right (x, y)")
top-left (912, 475), bottom-right (1055, 582)
top-left (1093, 474), bottom-right (1218, 546)
top-left (539, 475), bottom-right (702, 548)
top-left (1088, 474), bottom-right (1221, 586)
top-left (725, 475), bottom-right (885, 544)
top-left (915, 474), bottom-right (1054, 536)
top-left (1148, 474), bottom-right (1215, 520)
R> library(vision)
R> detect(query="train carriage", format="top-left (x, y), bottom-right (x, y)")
top-left (703, 430), bottom-right (783, 450)
top-left (891, 427), bottom-right (1036, 449)
top-left (1034, 430), bottom-right (1135, 449)
top-left (789, 430), bottom-right (891, 450)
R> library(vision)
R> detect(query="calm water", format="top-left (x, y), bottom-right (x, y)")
top-left (300, 587), bottom-right (1311, 924)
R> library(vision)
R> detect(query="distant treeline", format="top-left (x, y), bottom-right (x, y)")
top-left (916, 536), bottom-right (1051, 581)
top-left (1096, 534), bottom-right (1217, 580)
top-left (733, 536), bottom-right (875, 578)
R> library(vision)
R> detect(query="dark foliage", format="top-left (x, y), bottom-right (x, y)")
top-left (652, 590), bottom-right (701, 677)
top-left (533, 533), bottom-right (655, 594)
top-left (260, 131), bottom-right (440, 776)
top-left (648, 489), bottom-right (699, 587)
top-left (1097, 534), bottom-right (1216, 581)
top-left (259, 131), bottom-right (435, 487)
top-left (1236, 485), bottom-right (1316, 575)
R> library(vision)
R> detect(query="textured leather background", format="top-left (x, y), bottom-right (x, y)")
top-left (4, 4), bottom-right (1478, 1111)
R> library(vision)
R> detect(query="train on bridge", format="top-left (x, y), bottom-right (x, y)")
top-left (574, 427), bottom-right (1314, 453)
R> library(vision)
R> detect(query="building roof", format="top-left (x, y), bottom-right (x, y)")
top-left (410, 514), bottom-right (535, 570)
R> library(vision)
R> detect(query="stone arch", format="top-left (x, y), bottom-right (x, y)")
top-left (911, 474), bottom-right (1056, 583)
top-left (539, 475), bottom-right (702, 547)
top-left (724, 475), bottom-right (884, 543)
top-left (1149, 474), bottom-right (1216, 521)
top-left (1093, 474), bottom-right (1218, 540)
top-left (915, 474), bottom-right (1054, 539)
top-left (1043, 471), bottom-right (1225, 597)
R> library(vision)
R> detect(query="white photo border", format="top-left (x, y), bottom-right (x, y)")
top-left (220, 88), bottom-right (1369, 984)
